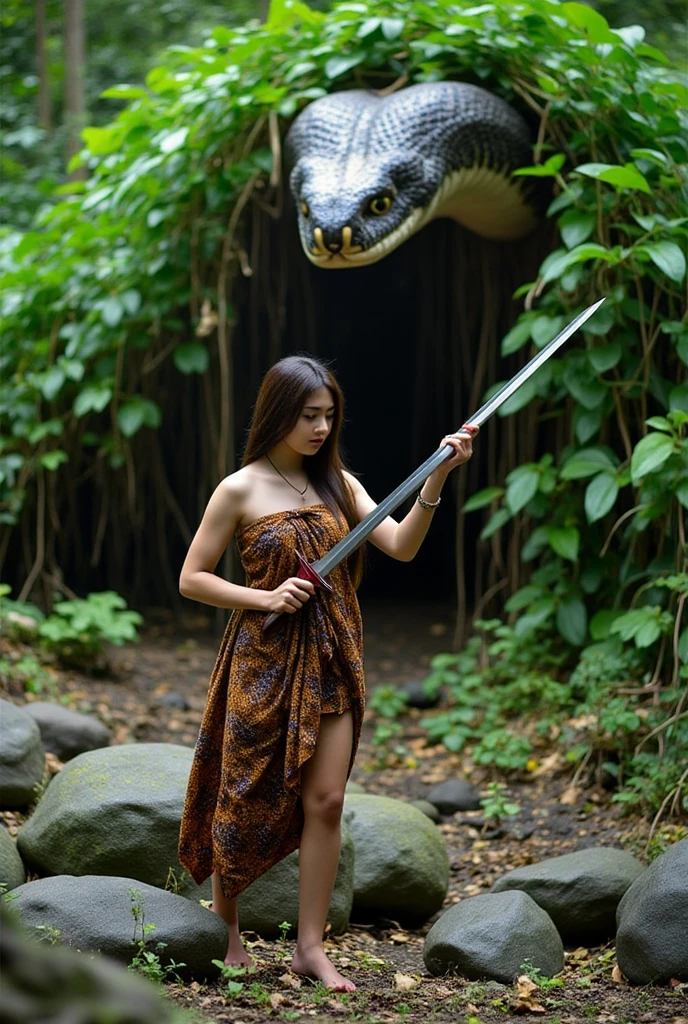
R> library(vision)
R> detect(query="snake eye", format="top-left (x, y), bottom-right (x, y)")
top-left (300, 200), bottom-right (310, 217)
top-left (368, 195), bottom-right (392, 216)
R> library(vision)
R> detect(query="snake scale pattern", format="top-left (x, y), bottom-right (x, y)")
top-left (286, 81), bottom-right (544, 269)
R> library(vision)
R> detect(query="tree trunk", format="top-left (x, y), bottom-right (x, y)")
top-left (64, 0), bottom-right (86, 180)
top-left (35, 0), bottom-right (51, 131)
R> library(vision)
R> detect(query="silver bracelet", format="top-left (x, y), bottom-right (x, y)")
top-left (417, 490), bottom-right (441, 510)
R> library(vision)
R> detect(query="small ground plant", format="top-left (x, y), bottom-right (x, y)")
top-left (128, 887), bottom-right (186, 985)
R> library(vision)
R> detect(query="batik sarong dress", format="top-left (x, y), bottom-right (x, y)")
top-left (178, 503), bottom-right (366, 900)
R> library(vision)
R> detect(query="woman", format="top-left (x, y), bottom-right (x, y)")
top-left (178, 355), bottom-right (477, 992)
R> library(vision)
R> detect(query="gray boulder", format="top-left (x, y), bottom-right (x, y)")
top-left (426, 779), bottom-right (481, 814)
top-left (424, 890), bottom-right (564, 982)
top-left (411, 799), bottom-right (441, 824)
top-left (401, 680), bottom-right (438, 709)
top-left (7, 874), bottom-right (227, 980)
top-left (345, 781), bottom-right (367, 794)
top-left (22, 702), bottom-right (113, 761)
top-left (238, 819), bottom-right (354, 937)
top-left (17, 743), bottom-right (209, 899)
top-left (492, 846), bottom-right (645, 944)
top-left (1, 902), bottom-right (182, 1024)
top-left (0, 826), bottom-right (26, 891)
top-left (616, 838), bottom-right (688, 984)
top-left (0, 700), bottom-right (45, 808)
top-left (343, 794), bottom-right (449, 925)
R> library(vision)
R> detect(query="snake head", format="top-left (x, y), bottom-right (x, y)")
top-left (289, 151), bottom-right (445, 269)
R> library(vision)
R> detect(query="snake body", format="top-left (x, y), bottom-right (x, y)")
top-left (286, 81), bottom-right (543, 269)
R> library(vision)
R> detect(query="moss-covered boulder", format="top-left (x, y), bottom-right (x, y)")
top-left (16, 743), bottom-right (208, 899)
top-left (492, 846), bottom-right (645, 944)
top-left (7, 874), bottom-right (227, 980)
top-left (343, 793), bottom-right (449, 924)
top-left (0, 826), bottom-right (26, 891)
top-left (424, 890), bottom-right (564, 982)
top-left (0, 700), bottom-right (45, 809)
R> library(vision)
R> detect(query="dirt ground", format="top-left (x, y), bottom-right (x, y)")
top-left (2, 599), bottom-right (686, 1024)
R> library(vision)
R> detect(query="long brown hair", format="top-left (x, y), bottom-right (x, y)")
top-left (242, 355), bottom-right (363, 586)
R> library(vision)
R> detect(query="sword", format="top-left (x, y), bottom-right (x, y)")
top-left (263, 297), bottom-right (606, 629)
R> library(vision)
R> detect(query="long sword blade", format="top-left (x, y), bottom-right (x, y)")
top-left (313, 297), bottom-right (605, 577)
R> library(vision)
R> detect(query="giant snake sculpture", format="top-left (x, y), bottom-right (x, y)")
top-left (285, 81), bottom-right (545, 268)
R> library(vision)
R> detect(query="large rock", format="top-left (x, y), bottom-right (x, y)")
top-left (616, 838), bottom-right (688, 984)
top-left (7, 874), bottom-right (227, 980)
top-left (0, 902), bottom-right (183, 1024)
top-left (0, 826), bottom-right (26, 891)
top-left (343, 794), bottom-right (449, 925)
top-left (17, 743), bottom-right (208, 899)
top-left (491, 846), bottom-right (645, 944)
top-left (424, 890), bottom-right (564, 983)
top-left (425, 779), bottom-right (481, 814)
top-left (0, 700), bottom-right (45, 808)
top-left (22, 701), bottom-right (113, 761)
top-left (238, 819), bottom-right (354, 937)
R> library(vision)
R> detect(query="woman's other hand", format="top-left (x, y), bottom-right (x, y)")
top-left (267, 577), bottom-right (315, 614)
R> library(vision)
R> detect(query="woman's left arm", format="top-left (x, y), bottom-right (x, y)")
top-left (344, 425), bottom-right (478, 562)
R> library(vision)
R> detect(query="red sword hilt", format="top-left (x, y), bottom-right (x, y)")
top-left (262, 550), bottom-right (333, 631)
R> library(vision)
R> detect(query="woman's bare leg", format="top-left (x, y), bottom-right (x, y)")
top-left (210, 872), bottom-right (252, 966)
top-left (292, 709), bottom-right (355, 992)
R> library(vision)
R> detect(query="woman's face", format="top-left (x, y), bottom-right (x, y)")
top-left (283, 385), bottom-right (335, 455)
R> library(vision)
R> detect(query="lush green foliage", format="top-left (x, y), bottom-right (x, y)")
top-left (420, 618), bottom-right (687, 816)
top-left (0, 585), bottom-right (142, 670)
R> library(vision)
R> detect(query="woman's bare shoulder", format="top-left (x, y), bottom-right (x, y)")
top-left (214, 466), bottom-right (257, 508)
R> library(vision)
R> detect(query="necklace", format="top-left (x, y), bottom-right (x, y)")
top-left (266, 454), bottom-right (308, 499)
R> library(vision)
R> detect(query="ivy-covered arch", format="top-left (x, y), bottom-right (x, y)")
top-left (0, 0), bottom-right (686, 665)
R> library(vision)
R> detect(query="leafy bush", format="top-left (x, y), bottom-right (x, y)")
top-left (37, 591), bottom-right (143, 669)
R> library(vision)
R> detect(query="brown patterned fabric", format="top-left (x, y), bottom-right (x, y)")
top-left (178, 503), bottom-right (365, 900)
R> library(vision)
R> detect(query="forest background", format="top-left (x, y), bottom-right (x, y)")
top-left (1, 0), bottom-right (687, 830)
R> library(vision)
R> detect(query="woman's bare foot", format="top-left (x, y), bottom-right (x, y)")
top-left (209, 903), bottom-right (253, 967)
top-left (291, 946), bottom-right (356, 992)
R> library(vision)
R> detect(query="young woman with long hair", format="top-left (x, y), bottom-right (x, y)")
top-left (178, 355), bottom-right (477, 992)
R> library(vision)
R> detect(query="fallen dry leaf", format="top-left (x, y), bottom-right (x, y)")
top-left (611, 964), bottom-right (625, 984)
top-left (268, 993), bottom-right (285, 1010)
top-left (324, 998), bottom-right (348, 1012)
top-left (278, 972), bottom-right (302, 990)
top-left (394, 972), bottom-right (421, 992)
top-left (560, 786), bottom-right (581, 805)
top-left (511, 975), bottom-right (546, 1014)
top-left (389, 931), bottom-right (410, 943)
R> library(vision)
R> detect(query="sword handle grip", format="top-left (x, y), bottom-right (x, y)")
top-left (262, 550), bottom-right (333, 631)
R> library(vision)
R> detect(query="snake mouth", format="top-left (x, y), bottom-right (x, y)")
top-left (305, 209), bottom-right (426, 269)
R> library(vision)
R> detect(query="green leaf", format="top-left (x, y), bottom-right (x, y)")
top-left (670, 384), bottom-right (688, 412)
top-left (174, 344), bottom-right (209, 375)
top-left (644, 417), bottom-right (671, 432)
top-left (40, 450), bottom-right (68, 472)
top-left (574, 162), bottom-right (651, 194)
top-left (558, 209), bottom-right (595, 250)
top-left (41, 367), bottom-right (66, 401)
top-left (638, 242), bottom-right (686, 283)
top-left (462, 486), bottom-right (504, 512)
top-left (585, 472), bottom-right (619, 523)
top-left (561, 3), bottom-right (616, 43)
top-left (531, 315), bottom-right (566, 349)
top-left (505, 584), bottom-right (542, 613)
top-left (556, 596), bottom-right (587, 646)
top-left (679, 627), bottom-right (688, 664)
top-left (505, 467), bottom-right (540, 514)
top-left (159, 127), bottom-right (189, 154)
top-left (590, 609), bottom-right (620, 641)
top-left (541, 244), bottom-right (616, 284)
top-left (562, 364), bottom-right (607, 410)
top-left (117, 398), bottom-right (162, 437)
top-left (574, 407), bottom-right (603, 445)
top-left (547, 526), bottom-right (579, 562)
top-left (561, 448), bottom-right (616, 480)
top-left (480, 508), bottom-right (511, 540)
top-left (513, 153), bottom-right (565, 177)
top-left (629, 148), bottom-right (668, 166)
top-left (587, 341), bottom-right (621, 373)
top-left (380, 17), bottom-right (404, 40)
top-left (520, 525), bottom-right (549, 561)
top-left (73, 386), bottom-right (112, 418)
top-left (514, 596), bottom-right (555, 635)
top-left (676, 478), bottom-right (688, 511)
top-left (324, 54), bottom-right (364, 79)
top-left (630, 433), bottom-right (675, 483)
top-left (501, 318), bottom-right (533, 356)
top-left (101, 297), bottom-right (124, 327)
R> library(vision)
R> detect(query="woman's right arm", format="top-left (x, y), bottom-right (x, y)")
top-left (179, 479), bottom-right (314, 614)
